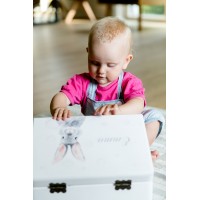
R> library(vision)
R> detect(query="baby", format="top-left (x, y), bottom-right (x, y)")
top-left (50, 16), bottom-right (165, 160)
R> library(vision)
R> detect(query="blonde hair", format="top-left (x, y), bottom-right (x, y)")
top-left (88, 17), bottom-right (133, 53)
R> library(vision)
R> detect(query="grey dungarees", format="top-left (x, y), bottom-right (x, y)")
top-left (83, 72), bottom-right (124, 116)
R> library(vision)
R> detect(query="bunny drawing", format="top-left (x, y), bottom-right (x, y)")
top-left (54, 117), bottom-right (85, 163)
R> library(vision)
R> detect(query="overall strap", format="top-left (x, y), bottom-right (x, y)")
top-left (87, 79), bottom-right (97, 100)
top-left (117, 71), bottom-right (124, 98)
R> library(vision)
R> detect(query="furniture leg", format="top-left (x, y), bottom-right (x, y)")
top-left (82, 1), bottom-right (96, 20)
top-left (65, 0), bottom-right (96, 24)
top-left (65, 1), bottom-right (81, 24)
top-left (138, 1), bottom-right (142, 31)
top-left (105, 4), bottom-right (112, 16)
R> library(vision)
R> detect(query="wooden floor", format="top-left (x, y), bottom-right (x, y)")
top-left (33, 19), bottom-right (166, 116)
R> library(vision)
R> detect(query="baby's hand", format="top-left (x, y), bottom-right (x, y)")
top-left (52, 107), bottom-right (71, 121)
top-left (94, 104), bottom-right (121, 116)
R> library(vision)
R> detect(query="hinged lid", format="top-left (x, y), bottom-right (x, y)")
top-left (33, 115), bottom-right (153, 188)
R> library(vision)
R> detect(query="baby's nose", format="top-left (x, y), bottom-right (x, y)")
top-left (98, 65), bottom-right (106, 74)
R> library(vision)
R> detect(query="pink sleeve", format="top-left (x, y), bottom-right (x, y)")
top-left (60, 74), bottom-right (89, 105)
top-left (122, 72), bottom-right (146, 106)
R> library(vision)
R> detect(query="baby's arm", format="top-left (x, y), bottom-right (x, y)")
top-left (117, 97), bottom-right (144, 114)
top-left (50, 92), bottom-right (71, 120)
top-left (94, 97), bottom-right (144, 116)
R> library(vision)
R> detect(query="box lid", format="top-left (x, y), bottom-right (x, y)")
top-left (33, 115), bottom-right (153, 187)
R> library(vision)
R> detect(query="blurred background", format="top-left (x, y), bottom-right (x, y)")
top-left (33, 0), bottom-right (166, 116)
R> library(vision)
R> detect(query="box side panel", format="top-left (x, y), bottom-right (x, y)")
top-left (34, 181), bottom-right (152, 200)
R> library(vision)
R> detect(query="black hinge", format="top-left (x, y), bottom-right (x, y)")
top-left (48, 183), bottom-right (66, 193)
top-left (114, 180), bottom-right (132, 190)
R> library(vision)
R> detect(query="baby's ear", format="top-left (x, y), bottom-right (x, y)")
top-left (126, 54), bottom-right (133, 62)
top-left (123, 54), bottom-right (133, 69)
top-left (129, 54), bottom-right (133, 60)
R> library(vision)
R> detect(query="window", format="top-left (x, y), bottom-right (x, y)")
top-left (127, 4), bottom-right (165, 21)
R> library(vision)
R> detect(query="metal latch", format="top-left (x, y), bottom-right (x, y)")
top-left (114, 180), bottom-right (132, 190)
top-left (48, 183), bottom-right (66, 193)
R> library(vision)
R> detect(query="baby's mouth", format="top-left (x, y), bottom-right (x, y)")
top-left (97, 75), bottom-right (105, 79)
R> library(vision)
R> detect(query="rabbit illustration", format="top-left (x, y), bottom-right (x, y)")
top-left (54, 117), bottom-right (85, 163)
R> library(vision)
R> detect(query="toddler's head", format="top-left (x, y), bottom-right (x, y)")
top-left (88, 16), bottom-right (133, 54)
top-left (87, 17), bottom-right (133, 86)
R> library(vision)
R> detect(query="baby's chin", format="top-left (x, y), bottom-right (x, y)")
top-left (98, 81), bottom-right (112, 87)
top-left (90, 75), bottom-right (114, 86)
top-left (96, 77), bottom-right (117, 87)
top-left (94, 77), bottom-right (108, 86)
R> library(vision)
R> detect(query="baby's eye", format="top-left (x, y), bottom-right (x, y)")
top-left (107, 63), bottom-right (116, 68)
top-left (90, 60), bottom-right (100, 66)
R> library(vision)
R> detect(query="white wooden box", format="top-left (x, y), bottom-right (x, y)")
top-left (33, 114), bottom-right (153, 200)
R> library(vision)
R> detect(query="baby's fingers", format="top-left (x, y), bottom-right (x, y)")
top-left (56, 108), bottom-right (65, 120)
top-left (94, 106), bottom-right (105, 116)
top-left (102, 106), bottom-right (112, 115)
top-left (53, 108), bottom-right (70, 120)
top-left (52, 108), bottom-right (60, 120)
top-left (95, 105), bottom-right (112, 115)
top-left (62, 109), bottom-right (71, 120)
top-left (110, 104), bottom-right (120, 115)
